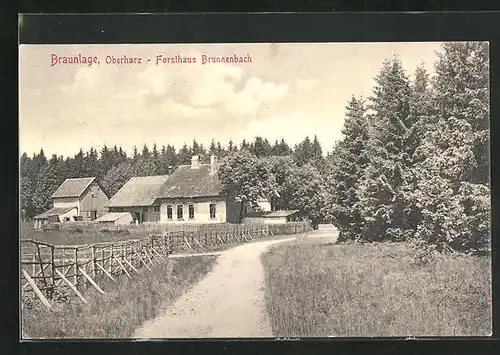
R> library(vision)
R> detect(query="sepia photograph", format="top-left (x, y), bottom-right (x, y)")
top-left (19, 41), bottom-right (491, 339)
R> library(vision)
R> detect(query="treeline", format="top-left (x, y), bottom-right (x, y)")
top-left (20, 135), bottom-right (324, 220)
top-left (217, 42), bottom-right (490, 254)
top-left (325, 42), bottom-right (490, 254)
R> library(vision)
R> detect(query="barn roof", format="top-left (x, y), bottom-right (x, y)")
top-left (156, 164), bottom-right (223, 199)
top-left (94, 212), bottom-right (133, 223)
top-left (51, 177), bottom-right (96, 198)
top-left (33, 206), bottom-right (77, 219)
top-left (106, 175), bottom-right (170, 207)
top-left (263, 210), bottom-right (300, 218)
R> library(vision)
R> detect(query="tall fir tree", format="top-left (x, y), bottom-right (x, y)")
top-left (356, 56), bottom-right (415, 241)
top-left (277, 138), bottom-right (292, 156)
top-left (177, 143), bottom-right (192, 165)
top-left (71, 148), bottom-right (86, 177)
top-left (216, 141), bottom-right (225, 157)
top-left (325, 96), bottom-right (370, 241)
top-left (410, 42), bottom-right (490, 253)
top-left (132, 146), bottom-right (139, 163)
top-left (20, 153), bottom-right (36, 220)
top-left (228, 139), bottom-right (237, 152)
top-left (151, 143), bottom-right (161, 174)
top-left (100, 145), bottom-right (113, 175)
top-left (141, 144), bottom-right (150, 160)
top-left (292, 136), bottom-right (313, 166)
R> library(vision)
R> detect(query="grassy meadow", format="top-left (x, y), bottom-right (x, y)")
top-left (20, 221), bottom-right (157, 245)
top-left (261, 237), bottom-right (492, 337)
top-left (22, 255), bottom-right (217, 339)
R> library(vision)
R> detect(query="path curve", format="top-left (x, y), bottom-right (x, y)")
top-left (133, 236), bottom-right (296, 339)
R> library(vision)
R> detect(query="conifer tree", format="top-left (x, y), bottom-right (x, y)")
top-left (311, 135), bottom-right (323, 159)
top-left (100, 145), bottom-right (113, 175)
top-left (32, 156), bottom-right (59, 214)
top-left (72, 148), bottom-right (86, 177)
top-left (228, 139), bottom-right (237, 152)
top-left (252, 136), bottom-right (272, 157)
top-left (293, 136), bottom-right (313, 166)
top-left (277, 138), bottom-right (292, 156)
top-left (101, 162), bottom-right (135, 197)
top-left (326, 96), bottom-right (370, 241)
top-left (177, 143), bottom-right (192, 165)
top-left (216, 141), bottom-right (225, 157)
top-left (165, 145), bottom-right (177, 169)
top-left (141, 144), bottom-right (150, 160)
top-left (356, 56), bottom-right (415, 241)
top-left (132, 146), bottom-right (139, 163)
top-left (151, 143), bottom-right (160, 174)
top-left (411, 42), bottom-right (490, 253)
top-left (209, 139), bottom-right (217, 156)
top-left (20, 153), bottom-right (36, 219)
top-left (240, 139), bottom-right (250, 151)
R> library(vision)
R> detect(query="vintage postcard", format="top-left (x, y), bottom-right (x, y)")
top-left (19, 41), bottom-right (491, 339)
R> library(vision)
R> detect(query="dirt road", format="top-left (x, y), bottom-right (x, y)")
top-left (133, 236), bottom-right (297, 339)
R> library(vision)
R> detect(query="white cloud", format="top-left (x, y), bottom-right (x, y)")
top-left (296, 78), bottom-right (318, 92)
top-left (227, 77), bottom-right (289, 115)
top-left (158, 99), bottom-right (214, 118)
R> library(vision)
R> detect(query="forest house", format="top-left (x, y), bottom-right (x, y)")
top-left (33, 177), bottom-right (110, 229)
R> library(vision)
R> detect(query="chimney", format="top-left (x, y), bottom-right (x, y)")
top-left (210, 155), bottom-right (218, 174)
top-left (191, 155), bottom-right (200, 169)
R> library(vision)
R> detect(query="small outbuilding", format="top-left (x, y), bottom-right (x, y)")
top-left (33, 206), bottom-right (78, 230)
top-left (243, 209), bottom-right (301, 224)
top-left (93, 212), bottom-right (134, 226)
top-left (261, 210), bottom-right (301, 224)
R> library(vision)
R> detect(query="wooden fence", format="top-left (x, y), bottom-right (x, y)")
top-left (20, 222), bottom-right (311, 309)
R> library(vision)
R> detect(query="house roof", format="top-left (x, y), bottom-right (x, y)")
top-left (263, 210), bottom-right (300, 218)
top-left (94, 212), bottom-right (133, 223)
top-left (106, 175), bottom-right (170, 207)
top-left (51, 177), bottom-right (96, 198)
top-left (156, 164), bottom-right (223, 199)
top-left (33, 206), bottom-right (77, 219)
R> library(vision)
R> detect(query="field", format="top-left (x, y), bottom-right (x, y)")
top-left (22, 255), bottom-right (217, 339)
top-left (261, 236), bottom-right (492, 337)
top-left (20, 222), bottom-right (161, 245)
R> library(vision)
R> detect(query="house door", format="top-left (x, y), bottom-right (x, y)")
top-left (90, 210), bottom-right (97, 220)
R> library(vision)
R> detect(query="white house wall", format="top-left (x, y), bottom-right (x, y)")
top-left (53, 197), bottom-right (79, 211)
top-left (159, 197), bottom-right (227, 223)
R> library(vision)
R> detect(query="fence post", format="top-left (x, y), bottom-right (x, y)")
top-left (91, 245), bottom-right (96, 278)
top-left (74, 248), bottom-right (78, 289)
top-left (50, 245), bottom-right (55, 299)
top-left (32, 245), bottom-right (36, 277)
top-left (109, 244), bottom-right (114, 274)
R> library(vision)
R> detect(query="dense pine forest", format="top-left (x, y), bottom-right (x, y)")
top-left (20, 134), bottom-right (324, 220)
top-left (20, 42), bottom-right (490, 254)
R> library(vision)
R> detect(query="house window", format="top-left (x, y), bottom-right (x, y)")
top-left (209, 203), bottom-right (216, 219)
top-left (177, 205), bottom-right (183, 220)
top-left (167, 205), bottom-right (173, 219)
top-left (188, 204), bottom-right (195, 219)
top-left (154, 206), bottom-right (160, 212)
top-left (64, 217), bottom-right (70, 222)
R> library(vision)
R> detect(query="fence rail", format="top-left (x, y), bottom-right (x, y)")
top-left (21, 222), bottom-right (311, 309)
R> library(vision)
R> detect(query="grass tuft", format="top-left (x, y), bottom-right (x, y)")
top-left (22, 256), bottom-right (217, 339)
top-left (261, 240), bottom-right (491, 337)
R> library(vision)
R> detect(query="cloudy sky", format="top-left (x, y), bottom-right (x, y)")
top-left (19, 42), bottom-right (443, 158)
